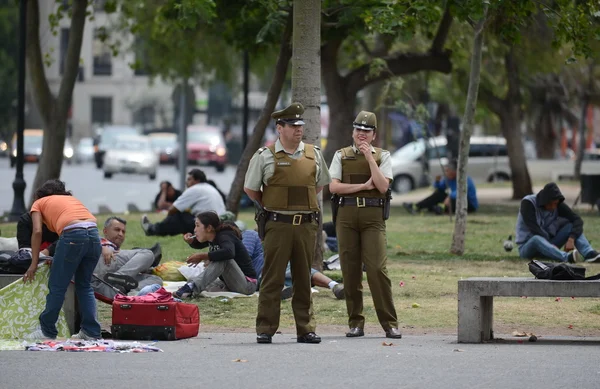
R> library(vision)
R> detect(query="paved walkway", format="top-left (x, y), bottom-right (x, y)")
top-left (3, 332), bottom-right (600, 389)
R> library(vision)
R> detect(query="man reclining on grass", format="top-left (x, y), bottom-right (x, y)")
top-left (93, 216), bottom-right (163, 298)
top-left (515, 182), bottom-right (600, 263)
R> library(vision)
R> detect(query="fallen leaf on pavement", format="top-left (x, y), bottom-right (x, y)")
top-left (453, 349), bottom-right (465, 352)
top-left (512, 331), bottom-right (536, 337)
top-left (382, 342), bottom-right (394, 346)
top-left (232, 359), bottom-right (248, 363)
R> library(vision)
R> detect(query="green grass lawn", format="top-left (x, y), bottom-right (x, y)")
top-left (3, 204), bottom-right (600, 336)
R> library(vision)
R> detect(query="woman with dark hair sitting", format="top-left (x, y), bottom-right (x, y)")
top-left (174, 211), bottom-right (258, 299)
top-left (23, 179), bottom-right (102, 340)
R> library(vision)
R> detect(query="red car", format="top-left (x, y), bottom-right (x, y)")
top-left (186, 126), bottom-right (227, 172)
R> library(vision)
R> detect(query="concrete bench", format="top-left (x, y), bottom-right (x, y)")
top-left (0, 274), bottom-right (79, 336)
top-left (457, 277), bottom-right (600, 343)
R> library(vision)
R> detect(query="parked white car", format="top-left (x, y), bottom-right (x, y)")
top-left (390, 136), bottom-right (511, 193)
top-left (103, 135), bottom-right (158, 180)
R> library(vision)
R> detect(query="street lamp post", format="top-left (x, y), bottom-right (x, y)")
top-left (9, 0), bottom-right (27, 221)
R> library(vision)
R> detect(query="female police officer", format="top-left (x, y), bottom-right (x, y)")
top-left (328, 111), bottom-right (402, 339)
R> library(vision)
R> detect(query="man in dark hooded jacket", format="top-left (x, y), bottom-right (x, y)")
top-left (515, 182), bottom-right (600, 263)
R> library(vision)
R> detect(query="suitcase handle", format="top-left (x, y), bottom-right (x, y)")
top-left (119, 304), bottom-right (132, 309)
top-left (157, 305), bottom-right (169, 310)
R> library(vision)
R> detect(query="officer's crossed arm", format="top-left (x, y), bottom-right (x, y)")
top-left (328, 151), bottom-right (374, 195)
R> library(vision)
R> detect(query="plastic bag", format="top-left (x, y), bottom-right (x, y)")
top-left (152, 261), bottom-right (187, 281)
top-left (178, 263), bottom-right (205, 281)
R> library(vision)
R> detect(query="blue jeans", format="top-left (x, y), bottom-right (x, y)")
top-left (40, 228), bottom-right (102, 338)
top-left (518, 223), bottom-right (595, 262)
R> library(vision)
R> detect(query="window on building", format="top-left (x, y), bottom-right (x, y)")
top-left (93, 28), bottom-right (112, 76)
top-left (133, 38), bottom-right (150, 76)
top-left (91, 97), bottom-right (113, 125)
top-left (133, 105), bottom-right (155, 127)
top-left (60, 28), bottom-right (69, 75)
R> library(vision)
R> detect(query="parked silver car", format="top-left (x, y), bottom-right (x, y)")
top-left (103, 135), bottom-right (158, 180)
top-left (390, 136), bottom-right (511, 193)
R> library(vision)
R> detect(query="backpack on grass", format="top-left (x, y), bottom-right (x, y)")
top-left (528, 260), bottom-right (600, 280)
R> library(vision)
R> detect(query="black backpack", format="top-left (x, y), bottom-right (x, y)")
top-left (528, 259), bottom-right (600, 280)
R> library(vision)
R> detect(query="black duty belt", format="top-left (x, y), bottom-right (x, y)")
top-left (267, 212), bottom-right (319, 225)
top-left (341, 197), bottom-right (384, 208)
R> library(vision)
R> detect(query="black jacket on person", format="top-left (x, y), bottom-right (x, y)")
top-left (153, 188), bottom-right (182, 210)
top-left (519, 182), bottom-right (583, 240)
top-left (16, 212), bottom-right (59, 256)
top-left (189, 229), bottom-right (257, 279)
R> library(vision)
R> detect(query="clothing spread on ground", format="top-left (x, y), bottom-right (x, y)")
top-left (113, 287), bottom-right (174, 303)
top-left (0, 264), bottom-right (70, 339)
top-left (23, 339), bottom-right (162, 353)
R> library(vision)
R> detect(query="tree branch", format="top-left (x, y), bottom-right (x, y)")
top-left (26, 0), bottom-right (54, 124)
top-left (358, 39), bottom-right (373, 57)
top-left (57, 0), bottom-right (89, 117)
top-left (505, 48), bottom-right (521, 103)
top-left (478, 84), bottom-right (506, 117)
top-left (430, 6), bottom-right (453, 54)
top-left (345, 51), bottom-right (452, 95)
top-left (225, 14), bottom-right (293, 213)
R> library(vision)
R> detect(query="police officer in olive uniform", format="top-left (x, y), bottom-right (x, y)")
top-left (244, 102), bottom-right (331, 344)
top-left (328, 111), bottom-right (402, 339)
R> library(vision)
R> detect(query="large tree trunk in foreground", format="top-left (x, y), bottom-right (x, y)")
top-left (27, 0), bottom-right (88, 204)
top-left (225, 19), bottom-right (293, 214)
top-left (451, 11), bottom-right (487, 255)
top-left (291, 0), bottom-right (322, 270)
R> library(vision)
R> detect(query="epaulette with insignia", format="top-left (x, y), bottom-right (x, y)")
top-left (258, 147), bottom-right (267, 154)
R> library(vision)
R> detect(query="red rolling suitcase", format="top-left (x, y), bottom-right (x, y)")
top-left (111, 301), bottom-right (199, 340)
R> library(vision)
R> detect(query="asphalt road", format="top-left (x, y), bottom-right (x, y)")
top-left (2, 332), bottom-right (600, 389)
top-left (0, 158), bottom-right (237, 215)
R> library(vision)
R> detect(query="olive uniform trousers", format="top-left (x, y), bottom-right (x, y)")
top-left (256, 219), bottom-right (318, 336)
top-left (336, 205), bottom-right (398, 330)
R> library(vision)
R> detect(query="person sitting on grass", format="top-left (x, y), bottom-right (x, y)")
top-left (141, 169), bottom-right (226, 236)
top-left (154, 181), bottom-right (182, 211)
top-left (174, 211), bottom-right (258, 299)
top-left (403, 160), bottom-right (478, 215)
top-left (515, 182), bottom-right (600, 263)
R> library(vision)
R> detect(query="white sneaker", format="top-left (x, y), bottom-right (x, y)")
top-left (24, 327), bottom-right (54, 340)
top-left (568, 249), bottom-right (582, 263)
top-left (71, 331), bottom-right (99, 341)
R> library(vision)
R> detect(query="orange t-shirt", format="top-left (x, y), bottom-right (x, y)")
top-left (30, 195), bottom-right (96, 235)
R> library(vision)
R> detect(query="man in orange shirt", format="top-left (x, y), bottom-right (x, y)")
top-left (24, 179), bottom-right (102, 341)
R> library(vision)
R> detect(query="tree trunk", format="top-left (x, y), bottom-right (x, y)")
top-left (479, 48), bottom-right (533, 200)
top-left (450, 11), bottom-right (487, 255)
top-left (534, 110), bottom-right (557, 159)
top-left (27, 0), bottom-right (88, 203)
top-left (501, 112), bottom-right (533, 199)
top-left (574, 61), bottom-right (594, 179)
top-left (225, 19), bottom-right (293, 214)
top-left (292, 0), bottom-right (322, 270)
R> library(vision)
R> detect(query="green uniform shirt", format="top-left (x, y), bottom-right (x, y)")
top-left (245, 138), bottom-right (332, 213)
top-left (329, 144), bottom-right (393, 181)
